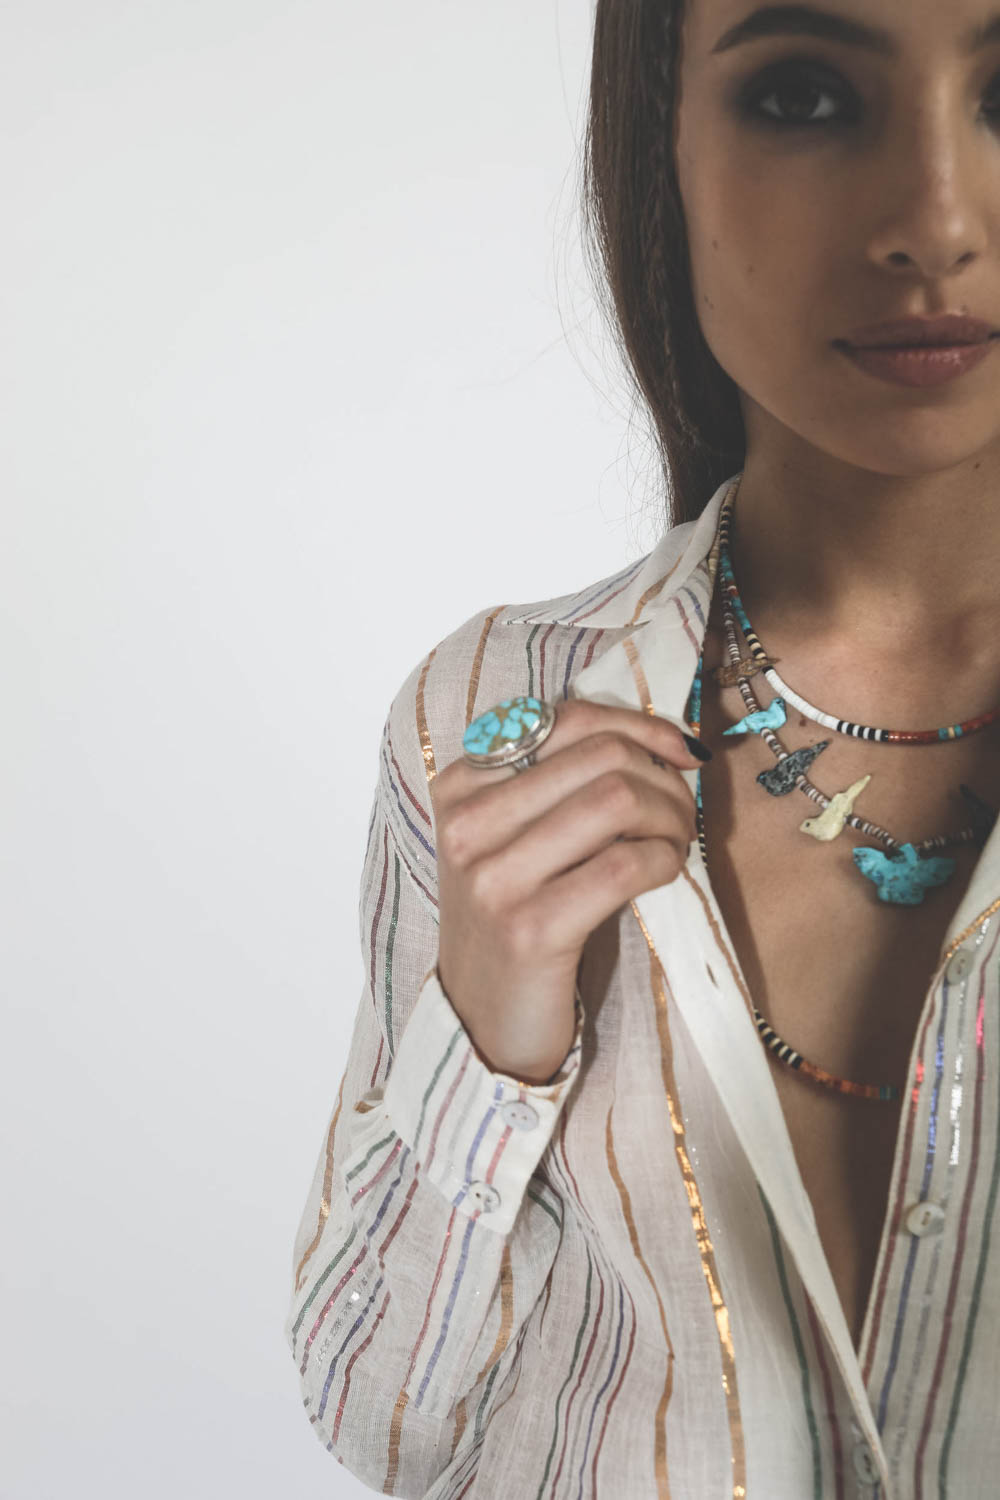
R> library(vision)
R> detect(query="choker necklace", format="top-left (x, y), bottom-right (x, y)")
top-left (683, 477), bottom-right (999, 1102)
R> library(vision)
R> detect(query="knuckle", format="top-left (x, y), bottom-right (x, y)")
top-left (603, 839), bottom-right (642, 888)
top-left (501, 905), bottom-right (543, 961)
top-left (594, 769), bottom-right (642, 819)
top-left (561, 698), bottom-right (605, 737)
top-left (467, 857), bottom-right (507, 916)
top-left (582, 729), bottom-right (632, 770)
top-left (654, 839), bottom-right (687, 887)
top-left (437, 808), bottom-right (474, 866)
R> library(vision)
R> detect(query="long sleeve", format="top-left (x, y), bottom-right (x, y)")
top-left (284, 656), bottom-right (585, 1497)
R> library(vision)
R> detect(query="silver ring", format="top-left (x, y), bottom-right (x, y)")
top-left (462, 696), bottom-right (556, 771)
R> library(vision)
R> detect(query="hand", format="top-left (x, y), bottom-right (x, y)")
top-left (431, 700), bottom-right (709, 1085)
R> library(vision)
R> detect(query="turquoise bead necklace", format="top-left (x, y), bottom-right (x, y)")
top-left (683, 479), bottom-right (998, 1101)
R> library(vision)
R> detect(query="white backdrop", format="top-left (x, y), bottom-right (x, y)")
top-left (0, 3), bottom-right (667, 1496)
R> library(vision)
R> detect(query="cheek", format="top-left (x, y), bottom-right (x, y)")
top-left (680, 156), bottom-right (823, 371)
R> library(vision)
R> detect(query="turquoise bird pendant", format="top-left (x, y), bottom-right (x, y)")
top-left (852, 842), bottom-right (956, 905)
top-left (723, 697), bottom-right (788, 736)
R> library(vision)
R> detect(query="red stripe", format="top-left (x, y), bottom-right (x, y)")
top-left (350, 1137), bottom-right (406, 1207)
top-left (590, 1292), bottom-right (638, 1491)
top-left (302, 1241), bottom-right (372, 1371)
top-left (670, 593), bottom-right (700, 654)
top-left (404, 1201), bottom-right (466, 1394)
top-left (581, 629), bottom-right (605, 672)
top-left (423, 1047), bottom-right (475, 1174)
top-left (332, 1287), bottom-right (392, 1444)
top-left (570, 572), bottom-right (643, 624)
top-left (380, 1175), bottom-right (421, 1264)
top-left (388, 732), bottom-right (432, 826)
top-left (551, 1255), bottom-right (607, 1492)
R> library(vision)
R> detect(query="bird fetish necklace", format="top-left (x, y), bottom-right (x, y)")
top-left (684, 477), bottom-right (999, 1101)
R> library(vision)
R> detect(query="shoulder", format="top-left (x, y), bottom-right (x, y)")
top-left (373, 476), bottom-right (736, 889)
top-left (374, 556), bottom-right (650, 870)
top-left (390, 555), bottom-right (650, 775)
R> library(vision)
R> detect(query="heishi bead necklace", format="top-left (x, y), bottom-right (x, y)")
top-left (683, 477), bottom-right (998, 1102)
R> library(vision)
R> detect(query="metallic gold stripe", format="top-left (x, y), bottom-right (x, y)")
top-left (465, 605), bottom-right (507, 729)
top-left (631, 900), bottom-right (747, 1499)
top-left (626, 563), bottom-right (679, 626)
top-left (941, 894), bottom-right (1000, 967)
top-left (415, 647), bottom-right (438, 785)
top-left (623, 635), bottom-right (655, 716)
top-left (606, 1102), bottom-right (674, 1496)
top-left (294, 1074), bottom-right (346, 1292)
top-left (386, 1388), bottom-right (408, 1493)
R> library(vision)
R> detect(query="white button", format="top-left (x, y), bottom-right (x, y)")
top-left (501, 1101), bottom-right (539, 1131)
top-left (467, 1181), bottom-right (501, 1213)
top-left (905, 1200), bottom-right (946, 1237)
top-left (851, 1440), bottom-right (878, 1485)
top-left (946, 946), bottom-right (975, 984)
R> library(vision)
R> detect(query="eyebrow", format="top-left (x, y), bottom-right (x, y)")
top-left (711, 4), bottom-right (1000, 59)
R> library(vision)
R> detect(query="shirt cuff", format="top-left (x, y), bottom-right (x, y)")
top-left (382, 968), bottom-right (584, 1235)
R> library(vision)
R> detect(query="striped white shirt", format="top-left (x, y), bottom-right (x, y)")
top-left (285, 473), bottom-right (1000, 1498)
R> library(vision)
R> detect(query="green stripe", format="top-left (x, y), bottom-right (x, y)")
top-left (938, 1007), bottom-right (1000, 1495)
top-left (534, 1248), bottom-right (594, 1499)
top-left (759, 1186), bottom-right (823, 1499)
top-left (475, 1349), bottom-right (504, 1445)
top-left (470, 1187), bottom-right (566, 1443)
top-left (413, 1024), bottom-right (465, 1153)
top-left (384, 852), bottom-right (401, 1059)
top-left (345, 1132), bottom-right (397, 1180)
top-left (526, 1182), bottom-right (563, 1232)
top-left (291, 1222), bottom-right (360, 1337)
top-left (526, 624), bottom-right (541, 698)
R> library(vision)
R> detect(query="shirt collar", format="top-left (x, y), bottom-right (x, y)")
top-left (498, 473), bottom-right (742, 632)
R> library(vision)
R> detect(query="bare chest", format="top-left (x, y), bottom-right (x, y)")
top-left (695, 617), bottom-right (999, 1348)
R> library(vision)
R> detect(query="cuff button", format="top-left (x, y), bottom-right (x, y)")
top-left (468, 1181), bottom-right (502, 1213)
top-left (501, 1101), bottom-right (539, 1131)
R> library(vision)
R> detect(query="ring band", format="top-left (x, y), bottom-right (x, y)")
top-left (462, 695), bottom-right (556, 772)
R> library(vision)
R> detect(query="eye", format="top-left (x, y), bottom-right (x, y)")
top-left (737, 59), bottom-right (857, 130)
top-left (736, 57), bottom-right (1000, 133)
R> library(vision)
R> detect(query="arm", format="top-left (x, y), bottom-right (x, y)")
top-left (284, 677), bottom-right (585, 1497)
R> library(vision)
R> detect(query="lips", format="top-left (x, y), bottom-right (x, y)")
top-left (840, 315), bottom-right (999, 349)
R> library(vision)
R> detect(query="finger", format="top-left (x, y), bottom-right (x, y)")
top-left (459, 769), bottom-right (694, 910)
top-left (437, 728), bottom-right (696, 869)
top-left (434, 697), bottom-right (708, 815)
top-left (503, 836), bottom-right (690, 959)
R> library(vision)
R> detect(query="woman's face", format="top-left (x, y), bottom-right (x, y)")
top-left (674, 0), bottom-right (1000, 479)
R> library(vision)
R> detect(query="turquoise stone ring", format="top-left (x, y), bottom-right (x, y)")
top-left (462, 695), bottom-right (556, 770)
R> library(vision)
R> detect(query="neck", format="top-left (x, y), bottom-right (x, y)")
top-left (728, 455), bottom-right (1000, 672)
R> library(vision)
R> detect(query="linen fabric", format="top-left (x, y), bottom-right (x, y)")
top-left (284, 472), bottom-right (1000, 1499)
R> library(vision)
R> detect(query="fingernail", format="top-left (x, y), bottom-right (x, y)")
top-left (682, 732), bottom-right (713, 762)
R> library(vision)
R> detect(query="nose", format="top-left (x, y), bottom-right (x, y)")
top-left (861, 95), bottom-right (990, 279)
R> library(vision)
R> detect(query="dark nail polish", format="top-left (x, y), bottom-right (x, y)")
top-left (682, 732), bottom-right (713, 762)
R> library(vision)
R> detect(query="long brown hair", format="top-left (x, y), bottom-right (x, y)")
top-left (582, 0), bottom-right (746, 527)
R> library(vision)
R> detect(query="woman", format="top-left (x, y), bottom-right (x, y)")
top-left (285, 2), bottom-right (1000, 1494)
